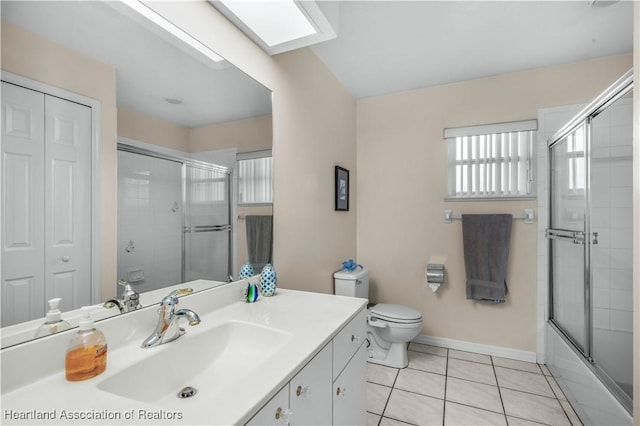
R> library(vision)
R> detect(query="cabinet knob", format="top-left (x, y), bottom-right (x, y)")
top-left (336, 387), bottom-right (347, 397)
top-left (296, 385), bottom-right (311, 399)
top-left (351, 334), bottom-right (360, 344)
top-left (61, 255), bottom-right (70, 262)
top-left (274, 407), bottom-right (293, 423)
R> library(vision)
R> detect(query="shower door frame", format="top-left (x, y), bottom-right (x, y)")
top-left (117, 143), bottom-right (233, 284)
top-left (546, 69), bottom-right (633, 413)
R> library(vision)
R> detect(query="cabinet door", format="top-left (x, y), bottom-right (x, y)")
top-left (246, 384), bottom-right (290, 426)
top-left (290, 343), bottom-right (332, 425)
top-left (333, 343), bottom-right (366, 426)
top-left (332, 309), bottom-right (367, 380)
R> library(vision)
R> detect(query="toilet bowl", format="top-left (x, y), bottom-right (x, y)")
top-left (366, 303), bottom-right (422, 368)
top-left (333, 267), bottom-right (423, 369)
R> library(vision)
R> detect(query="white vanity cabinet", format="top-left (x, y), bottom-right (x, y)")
top-left (332, 309), bottom-right (367, 426)
top-left (247, 343), bottom-right (332, 425)
top-left (289, 342), bottom-right (333, 424)
top-left (246, 308), bottom-right (367, 425)
top-left (246, 384), bottom-right (291, 425)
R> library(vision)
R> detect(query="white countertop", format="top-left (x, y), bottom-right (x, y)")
top-left (1, 283), bottom-right (367, 425)
top-left (1, 280), bottom-right (227, 349)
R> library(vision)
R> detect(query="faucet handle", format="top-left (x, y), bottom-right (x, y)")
top-left (168, 288), bottom-right (194, 298)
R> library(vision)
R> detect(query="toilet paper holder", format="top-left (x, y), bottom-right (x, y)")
top-left (426, 264), bottom-right (445, 284)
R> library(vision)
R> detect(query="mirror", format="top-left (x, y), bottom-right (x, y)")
top-left (0, 1), bottom-right (272, 347)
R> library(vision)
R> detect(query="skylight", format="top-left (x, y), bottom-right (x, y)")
top-left (210, 0), bottom-right (338, 55)
top-left (219, 0), bottom-right (317, 47)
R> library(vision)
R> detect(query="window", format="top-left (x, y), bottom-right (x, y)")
top-left (237, 150), bottom-right (273, 205)
top-left (565, 125), bottom-right (585, 193)
top-left (444, 120), bottom-right (537, 199)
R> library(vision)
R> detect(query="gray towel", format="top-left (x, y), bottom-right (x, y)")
top-left (246, 215), bottom-right (273, 271)
top-left (461, 214), bottom-right (512, 303)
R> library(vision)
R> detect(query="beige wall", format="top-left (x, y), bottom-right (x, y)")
top-left (146, 2), bottom-right (358, 295)
top-left (118, 107), bottom-right (271, 154)
top-left (190, 114), bottom-right (272, 153)
top-left (117, 106), bottom-right (189, 151)
top-left (357, 54), bottom-right (632, 352)
top-left (1, 20), bottom-right (118, 301)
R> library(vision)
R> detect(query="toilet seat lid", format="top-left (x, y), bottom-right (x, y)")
top-left (370, 304), bottom-right (422, 323)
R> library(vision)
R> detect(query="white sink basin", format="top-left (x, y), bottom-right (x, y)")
top-left (97, 320), bottom-right (291, 403)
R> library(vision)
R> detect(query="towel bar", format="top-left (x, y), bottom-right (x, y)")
top-left (443, 209), bottom-right (534, 224)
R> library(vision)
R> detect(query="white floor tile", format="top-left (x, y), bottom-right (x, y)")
top-left (446, 376), bottom-right (503, 414)
top-left (394, 368), bottom-right (445, 399)
top-left (495, 366), bottom-right (555, 398)
top-left (367, 362), bottom-right (399, 387)
top-left (407, 350), bottom-right (447, 375)
top-left (408, 342), bottom-right (448, 357)
top-left (447, 357), bottom-right (497, 386)
top-left (501, 388), bottom-right (571, 426)
top-left (367, 411), bottom-right (381, 426)
top-left (364, 347), bottom-right (584, 426)
top-left (444, 401), bottom-right (507, 426)
top-left (547, 376), bottom-right (568, 401)
top-left (492, 357), bottom-right (543, 374)
top-left (449, 349), bottom-right (492, 365)
top-left (379, 416), bottom-right (415, 426)
top-left (506, 416), bottom-right (549, 425)
top-left (367, 382), bottom-right (392, 415)
top-left (384, 389), bottom-right (444, 426)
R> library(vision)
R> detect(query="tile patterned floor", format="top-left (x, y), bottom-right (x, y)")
top-left (367, 343), bottom-right (583, 426)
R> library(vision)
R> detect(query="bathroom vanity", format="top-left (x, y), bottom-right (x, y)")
top-left (0, 280), bottom-right (367, 425)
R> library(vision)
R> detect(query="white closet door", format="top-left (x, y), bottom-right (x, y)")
top-left (1, 81), bottom-right (93, 326)
top-left (44, 96), bottom-right (92, 313)
top-left (1, 82), bottom-right (46, 326)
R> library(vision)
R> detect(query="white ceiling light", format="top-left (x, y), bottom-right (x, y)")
top-left (210, 0), bottom-right (338, 55)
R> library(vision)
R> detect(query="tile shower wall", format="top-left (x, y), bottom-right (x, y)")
top-left (117, 151), bottom-right (183, 294)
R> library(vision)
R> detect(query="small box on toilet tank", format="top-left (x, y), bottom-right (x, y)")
top-left (334, 267), bottom-right (369, 298)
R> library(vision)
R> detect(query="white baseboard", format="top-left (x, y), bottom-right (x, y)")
top-left (412, 334), bottom-right (538, 363)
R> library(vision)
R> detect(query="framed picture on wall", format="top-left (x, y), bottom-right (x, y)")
top-left (335, 166), bottom-right (349, 211)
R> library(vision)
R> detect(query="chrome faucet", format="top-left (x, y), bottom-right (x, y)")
top-left (141, 288), bottom-right (200, 348)
top-left (103, 280), bottom-right (141, 313)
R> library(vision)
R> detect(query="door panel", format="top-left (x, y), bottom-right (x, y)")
top-left (1, 82), bottom-right (45, 326)
top-left (1, 81), bottom-right (93, 325)
top-left (44, 96), bottom-right (92, 312)
top-left (184, 164), bottom-right (230, 282)
top-left (548, 125), bottom-right (588, 354)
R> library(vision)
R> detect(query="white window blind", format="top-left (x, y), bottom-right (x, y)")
top-left (444, 120), bottom-right (537, 199)
top-left (237, 150), bottom-right (273, 204)
top-left (187, 166), bottom-right (227, 204)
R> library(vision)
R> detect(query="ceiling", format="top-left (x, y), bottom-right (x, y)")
top-left (310, 1), bottom-right (634, 99)
top-left (2, 1), bottom-right (633, 126)
top-left (1, 1), bottom-right (272, 128)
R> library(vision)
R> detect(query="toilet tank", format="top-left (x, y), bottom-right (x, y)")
top-left (334, 267), bottom-right (369, 299)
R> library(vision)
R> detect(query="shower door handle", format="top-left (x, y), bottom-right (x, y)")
top-left (545, 229), bottom-right (585, 245)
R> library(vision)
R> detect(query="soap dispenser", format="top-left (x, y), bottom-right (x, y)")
top-left (65, 307), bottom-right (107, 381)
top-left (34, 298), bottom-right (72, 337)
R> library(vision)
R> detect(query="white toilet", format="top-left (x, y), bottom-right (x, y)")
top-left (334, 267), bottom-right (423, 368)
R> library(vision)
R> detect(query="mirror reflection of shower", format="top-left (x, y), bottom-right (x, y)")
top-left (117, 145), bottom-right (231, 295)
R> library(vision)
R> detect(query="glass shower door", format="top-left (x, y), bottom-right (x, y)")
top-left (183, 164), bottom-right (231, 282)
top-left (589, 91), bottom-right (634, 401)
top-left (548, 124), bottom-right (589, 355)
